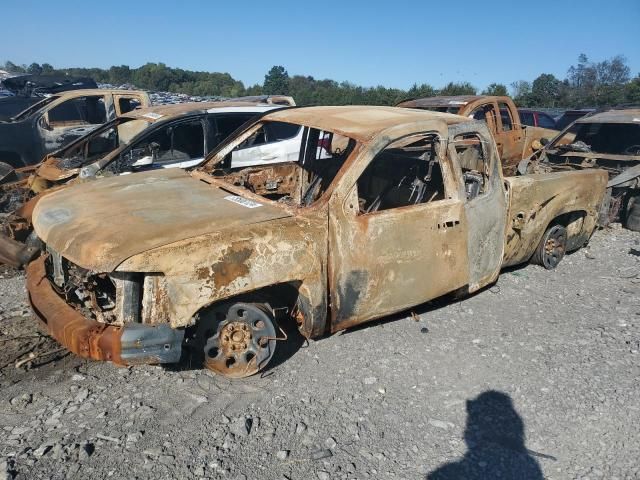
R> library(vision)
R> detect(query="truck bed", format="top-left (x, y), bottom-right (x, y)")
top-left (502, 169), bottom-right (608, 267)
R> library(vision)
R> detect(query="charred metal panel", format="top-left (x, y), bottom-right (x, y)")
top-left (502, 169), bottom-right (607, 267)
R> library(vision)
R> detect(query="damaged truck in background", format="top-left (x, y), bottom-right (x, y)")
top-left (519, 108), bottom-right (640, 231)
top-left (0, 88), bottom-right (151, 176)
top-left (396, 95), bottom-right (559, 175)
top-left (25, 106), bottom-right (606, 378)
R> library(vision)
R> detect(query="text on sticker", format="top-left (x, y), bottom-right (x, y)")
top-left (224, 195), bottom-right (263, 208)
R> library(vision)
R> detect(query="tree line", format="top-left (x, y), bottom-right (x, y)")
top-left (3, 54), bottom-right (639, 108)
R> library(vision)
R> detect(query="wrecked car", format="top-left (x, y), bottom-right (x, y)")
top-left (519, 108), bottom-right (640, 231)
top-left (0, 74), bottom-right (99, 120)
top-left (26, 106), bottom-right (606, 378)
top-left (396, 95), bottom-right (558, 175)
top-left (0, 97), bottom-right (297, 267)
top-left (0, 89), bottom-right (151, 171)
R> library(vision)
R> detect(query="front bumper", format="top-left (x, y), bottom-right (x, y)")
top-left (26, 256), bottom-right (183, 365)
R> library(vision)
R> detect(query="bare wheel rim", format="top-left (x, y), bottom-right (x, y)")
top-left (542, 226), bottom-right (566, 269)
top-left (204, 303), bottom-right (277, 378)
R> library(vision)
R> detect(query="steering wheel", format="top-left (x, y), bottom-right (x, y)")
top-left (623, 145), bottom-right (640, 156)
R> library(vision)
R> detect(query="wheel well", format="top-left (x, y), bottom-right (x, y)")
top-left (0, 152), bottom-right (24, 168)
top-left (194, 282), bottom-right (302, 329)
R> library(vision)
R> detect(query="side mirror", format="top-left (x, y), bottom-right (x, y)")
top-left (540, 137), bottom-right (550, 146)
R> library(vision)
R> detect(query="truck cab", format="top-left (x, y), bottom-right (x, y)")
top-left (396, 95), bottom-right (558, 175)
top-left (0, 89), bottom-right (150, 169)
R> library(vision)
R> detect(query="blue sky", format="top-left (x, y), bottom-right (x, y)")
top-left (3, 0), bottom-right (639, 91)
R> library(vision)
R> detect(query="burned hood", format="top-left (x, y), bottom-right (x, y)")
top-left (32, 169), bottom-right (292, 272)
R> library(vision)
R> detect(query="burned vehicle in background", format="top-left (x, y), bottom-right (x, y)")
top-left (0, 89), bottom-right (150, 172)
top-left (26, 106), bottom-right (606, 378)
top-left (396, 95), bottom-right (558, 175)
top-left (519, 108), bottom-right (640, 231)
top-left (0, 97), bottom-right (297, 267)
top-left (0, 74), bottom-right (98, 120)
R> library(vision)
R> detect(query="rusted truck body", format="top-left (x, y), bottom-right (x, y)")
top-left (518, 108), bottom-right (640, 231)
top-left (0, 89), bottom-right (150, 170)
top-left (26, 106), bottom-right (606, 378)
top-left (396, 95), bottom-right (558, 175)
top-left (0, 98), bottom-right (295, 267)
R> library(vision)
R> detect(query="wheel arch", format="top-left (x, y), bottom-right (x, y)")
top-left (189, 279), bottom-right (327, 339)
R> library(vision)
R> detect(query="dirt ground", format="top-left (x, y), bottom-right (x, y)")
top-left (0, 226), bottom-right (639, 480)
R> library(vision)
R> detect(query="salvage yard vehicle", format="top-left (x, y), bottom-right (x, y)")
top-left (554, 108), bottom-right (596, 130)
top-left (0, 97), bottom-right (297, 267)
top-left (518, 108), bottom-right (640, 231)
top-left (518, 109), bottom-right (558, 129)
top-left (396, 95), bottom-right (558, 174)
top-left (0, 74), bottom-right (99, 120)
top-left (25, 106), bottom-right (607, 378)
top-left (0, 88), bottom-right (151, 170)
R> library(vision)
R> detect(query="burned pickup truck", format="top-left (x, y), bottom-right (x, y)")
top-left (0, 88), bottom-right (150, 171)
top-left (26, 106), bottom-right (606, 378)
top-left (397, 95), bottom-right (558, 175)
top-left (519, 108), bottom-right (640, 230)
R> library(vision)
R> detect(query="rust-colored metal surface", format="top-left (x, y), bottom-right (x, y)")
top-left (396, 95), bottom-right (556, 174)
top-left (26, 256), bottom-right (124, 363)
top-left (28, 106), bottom-right (608, 370)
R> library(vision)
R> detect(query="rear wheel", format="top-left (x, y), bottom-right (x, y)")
top-left (203, 303), bottom-right (277, 378)
top-left (533, 224), bottom-right (567, 269)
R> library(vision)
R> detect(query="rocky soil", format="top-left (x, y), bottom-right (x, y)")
top-left (0, 227), bottom-right (639, 480)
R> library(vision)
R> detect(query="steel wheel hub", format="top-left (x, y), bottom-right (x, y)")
top-left (204, 303), bottom-right (277, 378)
top-left (543, 227), bottom-right (566, 268)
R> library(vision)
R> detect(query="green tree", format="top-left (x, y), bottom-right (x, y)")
top-left (482, 83), bottom-right (508, 96)
top-left (27, 63), bottom-right (43, 75)
top-left (625, 76), bottom-right (640, 104)
top-left (3, 61), bottom-right (25, 73)
top-left (41, 63), bottom-right (54, 74)
top-left (510, 80), bottom-right (532, 106)
top-left (263, 66), bottom-right (290, 95)
top-left (531, 73), bottom-right (563, 107)
top-left (439, 82), bottom-right (476, 96)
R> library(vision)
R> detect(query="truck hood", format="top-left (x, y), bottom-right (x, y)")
top-left (32, 169), bottom-right (292, 272)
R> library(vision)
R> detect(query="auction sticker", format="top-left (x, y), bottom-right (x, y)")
top-left (224, 195), bottom-right (263, 208)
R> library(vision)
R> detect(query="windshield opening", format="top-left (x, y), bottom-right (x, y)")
top-left (551, 122), bottom-right (640, 156)
top-left (205, 120), bottom-right (356, 207)
top-left (55, 117), bottom-right (152, 169)
top-left (11, 95), bottom-right (59, 121)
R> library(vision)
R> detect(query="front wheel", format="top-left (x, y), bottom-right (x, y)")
top-left (203, 303), bottom-right (278, 378)
top-left (532, 224), bottom-right (567, 269)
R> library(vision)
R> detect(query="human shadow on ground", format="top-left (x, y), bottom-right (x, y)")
top-left (427, 390), bottom-right (554, 480)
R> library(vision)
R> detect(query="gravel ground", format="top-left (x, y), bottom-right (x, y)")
top-left (0, 226), bottom-right (639, 480)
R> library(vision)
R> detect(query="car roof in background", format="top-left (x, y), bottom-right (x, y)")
top-left (396, 95), bottom-right (482, 108)
top-left (576, 108), bottom-right (640, 124)
top-left (121, 101), bottom-right (284, 122)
